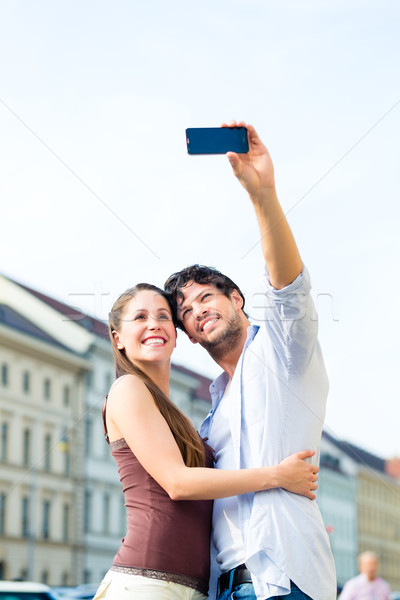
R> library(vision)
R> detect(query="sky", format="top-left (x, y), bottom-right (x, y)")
top-left (1, 0), bottom-right (399, 458)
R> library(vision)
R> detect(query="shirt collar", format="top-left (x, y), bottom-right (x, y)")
top-left (209, 324), bottom-right (260, 396)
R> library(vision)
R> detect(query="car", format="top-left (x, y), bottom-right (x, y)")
top-left (0, 580), bottom-right (61, 599)
top-left (51, 584), bottom-right (98, 599)
top-left (390, 593), bottom-right (400, 600)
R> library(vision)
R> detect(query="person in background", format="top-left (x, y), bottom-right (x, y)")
top-left (339, 551), bottom-right (391, 600)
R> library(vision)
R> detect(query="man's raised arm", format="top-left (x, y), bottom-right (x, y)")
top-left (224, 120), bottom-right (302, 289)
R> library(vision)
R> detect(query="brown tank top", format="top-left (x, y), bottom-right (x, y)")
top-left (102, 399), bottom-right (214, 595)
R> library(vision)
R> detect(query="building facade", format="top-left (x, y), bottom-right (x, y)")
top-left (357, 465), bottom-right (400, 589)
top-left (0, 284), bottom-right (90, 583)
top-left (318, 432), bottom-right (358, 589)
top-left (322, 431), bottom-right (400, 591)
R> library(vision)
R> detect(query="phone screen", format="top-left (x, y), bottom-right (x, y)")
top-left (186, 127), bottom-right (249, 155)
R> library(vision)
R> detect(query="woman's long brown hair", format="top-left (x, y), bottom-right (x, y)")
top-left (108, 283), bottom-right (205, 468)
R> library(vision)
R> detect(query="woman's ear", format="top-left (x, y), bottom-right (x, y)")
top-left (112, 330), bottom-right (125, 350)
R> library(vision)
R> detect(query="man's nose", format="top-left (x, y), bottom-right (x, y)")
top-left (194, 303), bottom-right (208, 320)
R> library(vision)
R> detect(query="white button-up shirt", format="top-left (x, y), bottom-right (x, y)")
top-left (200, 267), bottom-right (337, 600)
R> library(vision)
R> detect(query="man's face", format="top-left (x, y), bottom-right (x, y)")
top-left (359, 555), bottom-right (378, 581)
top-left (177, 281), bottom-right (246, 354)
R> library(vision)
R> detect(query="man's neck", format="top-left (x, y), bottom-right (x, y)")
top-left (212, 325), bottom-right (250, 379)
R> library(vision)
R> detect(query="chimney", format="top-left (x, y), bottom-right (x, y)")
top-left (385, 457), bottom-right (400, 479)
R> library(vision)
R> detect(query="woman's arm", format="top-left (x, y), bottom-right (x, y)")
top-left (107, 375), bottom-right (318, 501)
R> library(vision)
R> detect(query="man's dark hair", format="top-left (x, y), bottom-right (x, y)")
top-left (164, 264), bottom-right (246, 330)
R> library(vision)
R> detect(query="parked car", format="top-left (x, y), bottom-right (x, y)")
top-left (0, 580), bottom-right (61, 599)
top-left (390, 593), bottom-right (400, 600)
top-left (51, 584), bottom-right (97, 600)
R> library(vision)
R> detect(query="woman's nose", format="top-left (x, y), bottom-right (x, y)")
top-left (147, 316), bottom-right (161, 329)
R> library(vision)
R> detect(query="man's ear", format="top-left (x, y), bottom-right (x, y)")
top-left (230, 289), bottom-right (244, 311)
top-left (185, 331), bottom-right (199, 345)
top-left (112, 330), bottom-right (125, 350)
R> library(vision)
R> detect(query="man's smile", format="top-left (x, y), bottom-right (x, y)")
top-left (200, 317), bottom-right (220, 332)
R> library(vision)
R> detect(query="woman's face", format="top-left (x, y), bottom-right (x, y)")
top-left (113, 290), bottom-right (176, 367)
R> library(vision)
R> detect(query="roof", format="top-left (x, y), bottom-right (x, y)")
top-left (322, 430), bottom-right (386, 473)
top-left (0, 304), bottom-right (70, 351)
top-left (7, 276), bottom-right (109, 340)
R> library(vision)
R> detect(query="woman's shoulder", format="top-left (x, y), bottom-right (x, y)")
top-left (108, 373), bottom-right (150, 403)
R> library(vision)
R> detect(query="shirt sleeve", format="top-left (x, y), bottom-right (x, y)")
top-left (337, 581), bottom-right (355, 600)
top-left (262, 264), bottom-right (319, 375)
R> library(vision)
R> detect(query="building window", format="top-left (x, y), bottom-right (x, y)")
top-left (85, 371), bottom-right (93, 389)
top-left (44, 434), bottom-right (52, 471)
top-left (104, 493), bottom-right (110, 534)
top-left (59, 428), bottom-right (70, 475)
top-left (64, 447), bottom-right (70, 476)
top-left (43, 378), bottom-right (51, 400)
top-left (63, 385), bottom-right (70, 406)
top-left (22, 497), bottom-right (30, 537)
top-left (62, 504), bottom-right (70, 542)
top-left (0, 493), bottom-right (6, 534)
top-left (22, 371), bottom-right (30, 393)
top-left (23, 429), bottom-right (31, 467)
top-left (1, 364), bottom-right (9, 387)
top-left (42, 500), bottom-right (50, 539)
top-left (1, 423), bottom-right (8, 461)
top-left (84, 418), bottom-right (92, 456)
top-left (84, 490), bottom-right (92, 533)
top-left (83, 570), bottom-right (92, 584)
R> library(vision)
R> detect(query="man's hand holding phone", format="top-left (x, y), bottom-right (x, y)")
top-left (222, 120), bottom-right (276, 200)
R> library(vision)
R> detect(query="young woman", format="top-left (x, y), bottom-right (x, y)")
top-left (93, 284), bottom-right (318, 600)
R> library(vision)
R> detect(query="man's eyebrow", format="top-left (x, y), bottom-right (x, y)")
top-left (178, 288), bottom-right (214, 311)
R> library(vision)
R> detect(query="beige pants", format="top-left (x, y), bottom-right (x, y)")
top-left (93, 569), bottom-right (207, 600)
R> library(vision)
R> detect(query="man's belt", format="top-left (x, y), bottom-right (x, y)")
top-left (217, 563), bottom-right (252, 594)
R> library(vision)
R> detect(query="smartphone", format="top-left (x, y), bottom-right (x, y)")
top-left (186, 127), bottom-right (249, 155)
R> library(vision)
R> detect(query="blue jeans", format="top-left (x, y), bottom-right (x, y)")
top-left (216, 581), bottom-right (256, 600)
top-left (216, 579), bottom-right (312, 600)
top-left (270, 581), bottom-right (313, 599)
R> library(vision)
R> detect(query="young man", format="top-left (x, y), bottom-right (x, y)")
top-left (165, 121), bottom-right (336, 600)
